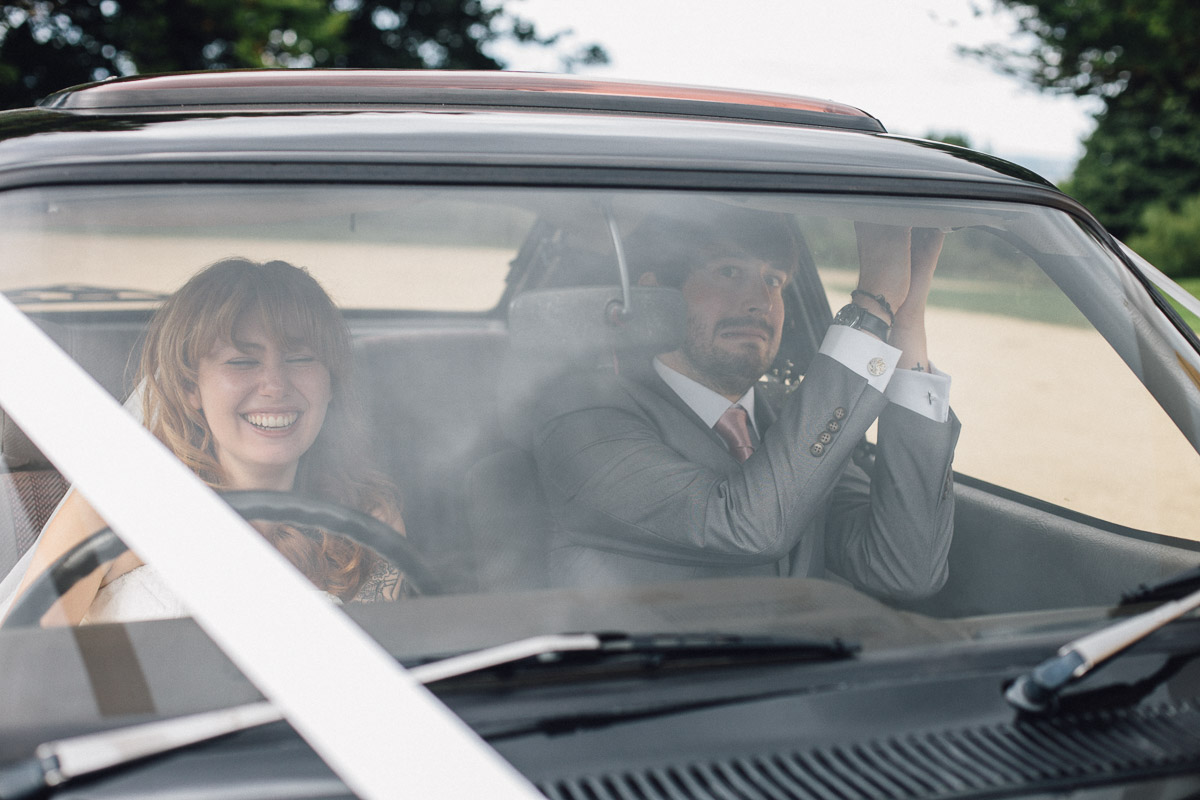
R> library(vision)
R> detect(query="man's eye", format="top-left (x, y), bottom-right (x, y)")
top-left (226, 359), bottom-right (257, 367)
top-left (717, 265), bottom-right (739, 278)
top-left (765, 275), bottom-right (786, 288)
top-left (287, 355), bottom-right (317, 364)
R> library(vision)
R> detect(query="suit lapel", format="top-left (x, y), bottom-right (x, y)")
top-left (636, 366), bottom-right (736, 457)
top-left (754, 389), bottom-right (777, 443)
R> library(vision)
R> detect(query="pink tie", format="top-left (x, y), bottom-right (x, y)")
top-left (714, 405), bottom-right (755, 463)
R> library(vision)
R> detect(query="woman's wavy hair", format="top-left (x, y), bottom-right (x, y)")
top-left (137, 258), bottom-right (401, 599)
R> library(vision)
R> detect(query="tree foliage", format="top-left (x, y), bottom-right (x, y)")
top-left (0, 0), bottom-right (607, 110)
top-left (966, 0), bottom-right (1200, 103)
top-left (1061, 90), bottom-right (1200, 238)
top-left (1126, 192), bottom-right (1200, 279)
top-left (968, 0), bottom-right (1200, 255)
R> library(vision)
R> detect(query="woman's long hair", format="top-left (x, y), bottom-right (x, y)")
top-left (137, 258), bottom-right (401, 599)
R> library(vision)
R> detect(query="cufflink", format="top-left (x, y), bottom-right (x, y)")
top-left (868, 357), bottom-right (887, 376)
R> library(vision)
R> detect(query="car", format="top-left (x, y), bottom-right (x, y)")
top-left (2, 68), bottom-right (1200, 799)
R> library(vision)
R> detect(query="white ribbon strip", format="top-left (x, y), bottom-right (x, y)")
top-left (0, 295), bottom-right (542, 799)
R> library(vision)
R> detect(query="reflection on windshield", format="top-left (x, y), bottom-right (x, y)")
top-left (2, 187), bottom-right (1200, 648)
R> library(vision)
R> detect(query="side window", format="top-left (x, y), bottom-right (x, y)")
top-left (803, 218), bottom-right (1200, 540)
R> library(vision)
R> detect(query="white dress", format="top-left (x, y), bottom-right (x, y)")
top-left (79, 564), bottom-right (345, 624)
top-left (80, 564), bottom-right (188, 624)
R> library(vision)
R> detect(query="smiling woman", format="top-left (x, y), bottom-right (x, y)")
top-left (4, 258), bottom-right (407, 625)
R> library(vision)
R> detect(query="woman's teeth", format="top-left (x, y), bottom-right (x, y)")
top-left (243, 412), bottom-right (298, 430)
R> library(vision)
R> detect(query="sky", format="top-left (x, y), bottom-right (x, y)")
top-left (491, 0), bottom-right (1102, 183)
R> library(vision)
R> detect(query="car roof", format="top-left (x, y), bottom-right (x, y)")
top-left (0, 69), bottom-right (1056, 192)
top-left (37, 69), bottom-right (888, 131)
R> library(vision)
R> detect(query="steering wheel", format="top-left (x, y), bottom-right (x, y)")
top-left (3, 491), bottom-right (439, 628)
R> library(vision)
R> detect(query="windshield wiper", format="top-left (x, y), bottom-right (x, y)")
top-left (0, 702), bottom-right (282, 800)
top-left (1120, 563), bottom-right (1200, 605)
top-left (1005, 586), bottom-right (1200, 714)
top-left (0, 632), bottom-right (854, 797)
top-left (2, 284), bottom-right (169, 305)
top-left (406, 631), bottom-right (858, 684)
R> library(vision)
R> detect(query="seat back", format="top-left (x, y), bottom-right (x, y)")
top-left (464, 448), bottom-right (551, 591)
top-left (0, 440), bottom-right (69, 579)
top-left (353, 325), bottom-right (510, 594)
top-left (456, 286), bottom-right (688, 590)
top-left (0, 316), bottom-right (144, 579)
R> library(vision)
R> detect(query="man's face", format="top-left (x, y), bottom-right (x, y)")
top-left (667, 254), bottom-right (789, 398)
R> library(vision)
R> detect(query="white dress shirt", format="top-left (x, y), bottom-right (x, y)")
top-left (652, 323), bottom-right (952, 451)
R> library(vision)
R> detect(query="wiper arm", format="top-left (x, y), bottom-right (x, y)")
top-left (0, 702), bottom-right (281, 800)
top-left (1005, 585), bottom-right (1200, 714)
top-left (0, 632), bottom-right (853, 797)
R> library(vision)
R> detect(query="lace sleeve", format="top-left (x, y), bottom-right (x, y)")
top-left (351, 554), bottom-right (406, 602)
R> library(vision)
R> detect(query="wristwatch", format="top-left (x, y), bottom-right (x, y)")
top-left (832, 302), bottom-right (890, 342)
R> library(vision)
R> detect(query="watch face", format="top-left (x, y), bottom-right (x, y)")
top-left (834, 303), bottom-right (888, 341)
top-left (835, 304), bottom-right (863, 325)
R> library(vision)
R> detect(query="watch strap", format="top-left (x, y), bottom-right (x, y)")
top-left (832, 303), bottom-right (890, 341)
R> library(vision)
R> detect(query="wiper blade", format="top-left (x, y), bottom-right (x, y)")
top-left (407, 631), bottom-right (858, 684)
top-left (1120, 563), bottom-right (1200, 605)
top-left (1005, 585), bottom-right (1200, 714)
top-left (0, 632), bottom-right (853, 797)
top-left (2, 284), bottom-right (169, 305)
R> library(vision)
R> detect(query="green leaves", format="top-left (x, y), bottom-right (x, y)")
top-left (1127, 193), bottom-right (1200, 279)
top-left (972, 0), bottom-right (1200, 266)
top-left (0, 0), bottom-right (608, 109)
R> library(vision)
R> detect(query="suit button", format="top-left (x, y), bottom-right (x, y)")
top-left (833, 407), bottom-right (846, 419)
top-left (818, 431), bottom-right (833, 445)
top-left (826, 420), bottom-right (841, 432)
top-left (810, 442), bottom-right (825, 457)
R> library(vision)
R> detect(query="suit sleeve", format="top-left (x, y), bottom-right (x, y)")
top-left (533, 354), bottom-right (896, 569)
top-left (822, 404), bottom-right (960, 599)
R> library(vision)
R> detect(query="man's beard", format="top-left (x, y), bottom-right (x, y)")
top-left (682, 315), bottom-right (777, 397)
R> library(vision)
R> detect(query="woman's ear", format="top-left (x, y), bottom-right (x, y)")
top-left (637, 272), bottom-right (659, 287)
top-left (185, 383), bottom-right (202, 411)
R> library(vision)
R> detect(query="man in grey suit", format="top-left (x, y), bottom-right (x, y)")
top-left (531, 206), bottom-right (959, 599)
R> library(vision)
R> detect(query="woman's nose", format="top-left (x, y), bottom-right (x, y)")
top-left (258, 362), bottom-right (291, 395)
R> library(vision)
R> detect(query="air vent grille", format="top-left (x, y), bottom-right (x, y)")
top-left (538, 701), bottom-right (1200, 800)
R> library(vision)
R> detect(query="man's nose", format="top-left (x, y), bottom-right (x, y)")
top-left (740, 277), bottom-right (775, 314)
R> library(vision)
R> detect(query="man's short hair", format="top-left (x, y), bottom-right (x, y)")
top-left (624, 202), bottom-right (803, 289)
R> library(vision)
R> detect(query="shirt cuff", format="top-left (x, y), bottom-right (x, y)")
top-left (818, 324), bottom-right (902, 393)
top-left (886, 365), bottom-right (952, 422)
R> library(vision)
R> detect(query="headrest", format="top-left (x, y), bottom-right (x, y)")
top-left (499, 286), bottom-right (686, 446)
top-left (0, 319), bottom-right (70, 471)
top-left (507, 285), bottom-right (686, 360)
top-left (0, 412), bottom-right (47, 471)
top-left (1, 318), bottom-right (143, 472)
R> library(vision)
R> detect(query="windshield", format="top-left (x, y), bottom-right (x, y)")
top-left (3, 185), bottom-right (1200, 669)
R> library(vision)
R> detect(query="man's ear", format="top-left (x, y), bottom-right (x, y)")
top-left (637, 272), bottom-right (659, 287)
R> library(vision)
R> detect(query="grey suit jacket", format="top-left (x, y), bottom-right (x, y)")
top-left (531, 353), bottom-right (960, 599)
